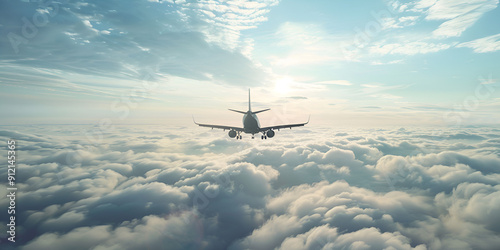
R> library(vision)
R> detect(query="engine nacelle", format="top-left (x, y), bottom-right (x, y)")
top-left (266, 130), bottom-right (275, 138)
top-left (228, 130), bottom-right (237, 138)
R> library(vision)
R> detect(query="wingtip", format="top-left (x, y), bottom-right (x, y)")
top-left (192, 115), bottom-right (198, 125)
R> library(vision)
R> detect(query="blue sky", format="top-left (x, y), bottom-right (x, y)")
top-left (1, 0), bottom-right (499, 126)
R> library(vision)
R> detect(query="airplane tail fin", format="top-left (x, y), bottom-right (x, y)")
top-left (248, 89), bottom-right (251, 112)
top-left (228, 89), bottom-right (270, 114)
top-left (249, 89), bottom-right (271, 114)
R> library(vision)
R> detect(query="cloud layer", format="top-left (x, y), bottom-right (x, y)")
top-left (1, 125), bottom-right (500, 249)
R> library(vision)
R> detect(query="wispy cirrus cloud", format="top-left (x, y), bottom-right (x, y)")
top-left (362, 0), bottom-right (499, 59)
top-left (412, 0), bottom-right (499, 38)
top-left (314, 80), bottom-right (353, 86)
top-left (0, 0), bottom-right (277, 90)
top-left (268, 22), bottom-right (349, 66)
top-left (184, 0), bottom-right (279, 50)
top-left (369, 41), bottom-right (453, 55)
top-left (457, 33), bottom-right (500, 52)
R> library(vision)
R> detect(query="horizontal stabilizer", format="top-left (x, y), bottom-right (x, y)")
top-left (228, 109), bottom-right (247, 114)
top-left (252, 108), bottom-right (270, 114)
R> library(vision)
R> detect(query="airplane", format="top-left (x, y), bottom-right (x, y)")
top-left (193, 89), bottom-right (309, 139)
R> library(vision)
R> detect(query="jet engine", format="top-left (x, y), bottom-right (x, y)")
top-left (228, 130), bottom-right (237, 138)
top-left (266, 130), bottom-right (275, 138)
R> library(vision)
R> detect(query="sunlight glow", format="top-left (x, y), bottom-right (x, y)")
top-left (274, 77), bottom-right (293, 95)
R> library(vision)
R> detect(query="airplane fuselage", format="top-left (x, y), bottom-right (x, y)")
top-left (243, 111), bottom-right (261, 134)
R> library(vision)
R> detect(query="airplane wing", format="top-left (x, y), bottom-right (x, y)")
top-left (259, 116), bottom-right (310, 131)
top-left (193, 117), bottom-right (244, 131)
